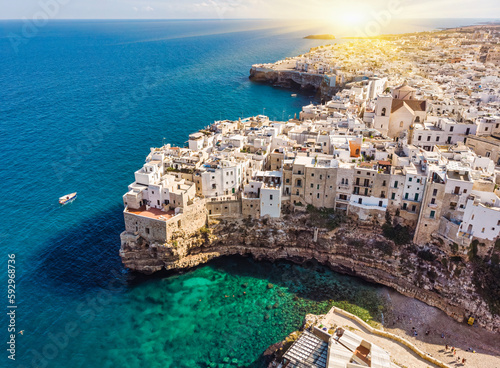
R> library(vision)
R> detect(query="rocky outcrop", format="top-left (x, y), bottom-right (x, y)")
top-left (249, 67), bottom-right (340, 100)
top-left (120, 213), bottom-right (500, 333)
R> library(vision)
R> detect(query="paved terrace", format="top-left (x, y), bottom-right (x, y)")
top-left (126, 206), bottom-right (175, 221)
top-left (319, 308), bottom-right (443, 368)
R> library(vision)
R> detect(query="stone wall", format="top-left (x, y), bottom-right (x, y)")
top-left (206, 199), bottom-right (241, 218)
top-left (242, 197), bottom-right (260, 218)
top-left (123, 211), bottom-right (168, 243)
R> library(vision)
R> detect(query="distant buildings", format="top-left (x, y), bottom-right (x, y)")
top-left (122, 26), bottom-right (500, 256)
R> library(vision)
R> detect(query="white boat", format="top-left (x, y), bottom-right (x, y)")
top-left (59, 192), bottom-right (77, 205)
top-left (291, 93), bottom-right (297, 97)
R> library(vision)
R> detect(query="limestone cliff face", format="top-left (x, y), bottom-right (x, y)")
top-left (120, 214), bottom-right (500, 333)
top-left (249, 67), bottom-right (339, 100)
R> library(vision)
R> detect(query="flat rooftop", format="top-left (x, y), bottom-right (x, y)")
top-left (126, 206), bottom-right (175, 221)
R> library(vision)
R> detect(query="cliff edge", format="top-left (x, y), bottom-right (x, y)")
top-left (120, 211), bottom-right (500, 333)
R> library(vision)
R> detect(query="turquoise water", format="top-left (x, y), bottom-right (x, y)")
top-left (21, 255), bottom-right (385, 368)
top-left (0, 18), bottom-right (488, 367)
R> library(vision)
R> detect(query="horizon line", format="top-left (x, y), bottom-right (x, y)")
top-left (1, 17), bottom-right (500, 21)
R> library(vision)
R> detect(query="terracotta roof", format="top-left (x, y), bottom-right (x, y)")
top-left (391, 98), bottom-right (427, 113)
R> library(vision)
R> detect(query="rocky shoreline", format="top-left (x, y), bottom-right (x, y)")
top-left (120, 212), bottom-right (500, 333)
top-left (248, 66), bottom-right (340, 100)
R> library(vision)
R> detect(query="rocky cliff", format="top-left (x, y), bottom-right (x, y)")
top-left (249, 67), bottom-right (340, 100)
top-left (120, 213), bottom-right (500, 333)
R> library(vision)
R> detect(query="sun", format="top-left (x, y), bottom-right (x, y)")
top-left (340, 11), bottom-right (367, 26)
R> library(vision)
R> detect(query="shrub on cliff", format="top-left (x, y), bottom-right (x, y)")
top-left (306, 205), bottom-right (346, 230)
top-left (374, 241), bottom-right (393, 256)
top-left (382, 223), bottom-right (412, 245)
top-left (417, 249), bottom-right (437, 262)
top-left (472, 258), bottom-right (500, 316)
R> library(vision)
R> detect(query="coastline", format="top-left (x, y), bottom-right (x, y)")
top-left (271, 297), bottom-right (500, 368)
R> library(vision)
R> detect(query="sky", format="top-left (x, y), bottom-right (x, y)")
top-left (0, 0), bottom-right (499, 20)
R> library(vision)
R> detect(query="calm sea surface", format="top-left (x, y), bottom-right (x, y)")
top-left (0, 18), bottom-right (491, 368)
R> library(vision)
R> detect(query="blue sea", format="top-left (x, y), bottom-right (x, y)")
top-left (0, 18), bottom-right (493, 368)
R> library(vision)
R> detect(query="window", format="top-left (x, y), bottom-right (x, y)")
top-left (417, 179), bottom-right (420, 183)
top-left (311, 183), bottom-right (314, 188)
top-left (418, 136), bottom-right (422, 141)
top-left (463, 189), bottom-right (467, 194)
top-left (391, 193), bottom-right (396, 200)
top-left (485, 127), bottom-right (489, 131)
top-left (286, 178), bottom-right (290, 184)
top-left (212, 184), bottom-right (216, 189)
top-left (449, 126), bottom-right (454, 132)
top-left (381, 107), bottom-right (386, 116)
top-left (486, 151), bottom-right (491, 157)
top-left (403, 203), bottom-right (407, 210)
top-left (430, 210), bottom-right (435, 219)
top-left (379, 201), bottom-right (383, 207)
top-left (358, 198), bottom-right (363, 204)
top-left (320, 175), bottom-right (323, 180)
top-left (400, 121), bottom-right (404, 127)
top-left (311, 173), bottom-right (314, 177)
top-left (431, 198), bottom-right (435, 204)
top-left (317, 184), bottom-right (320, 190)
top-left (269, 195), bottom-right (273, 200)
top-left (436, 136), bottom-right (440, 142)
top-left (405, 193), bottom-right (409, 199)
top-left (411, 205), bottom-right (416, 212)
top-left (427, 136), bottom-right (431, 142)
top-left (414, 193), bottom-right (419, 201)
top-left (145, 228), bottom-right (150, 234)
top-left (341, 178), bottom-right (345, 184)
top-left (409, 177), bottom-right (412, 182)
top-left (481, 228), bottom-right (485, 233)
top-left (433, 189), bottom-right (438, 196)
top-left (317, 193), bottom-right (320, 199)
top-left (382, 180), bottom-right (386, 186)
top-left (394, 181), bottom-right (398, 188)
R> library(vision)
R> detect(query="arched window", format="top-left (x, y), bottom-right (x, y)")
top-left (399, 121), bottom-right (404, 127)
top-left (381, 107), bottom-right (386, 116)
top-left (415, 116), bottom-right (420, 123)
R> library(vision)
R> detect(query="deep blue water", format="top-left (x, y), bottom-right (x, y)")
top-left (0, 18), bottom-right (493, 368)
